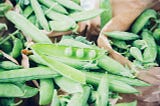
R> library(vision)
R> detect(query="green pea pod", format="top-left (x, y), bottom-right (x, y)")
top-left (23, 5), bottom-right (33, 18)
top-left (131, 9), bottom-right (157, 34)
top-left (5, 11), bottom-right (52, 43)
top-left (0, 61), bottom-right (23, 70)
top-left (10, 38), bottom-right (23, 58)
top-left (97, 56), bottom-right (134, 78)
top-left (132, 40), bottom-right (148, 50)
top-left (83, 71), bottom-right (150, 87)
top-left (100, 0), bottom-right (112, 28)
top-left (115, 101), bottom-right (137, 106)
top-left (39, 79), bottom-right (54, 105)
top-left (38, 55), bottom-right (86, 84)
top-left (84, 72), bottom-right (138, 93)
top-left (95, 75), bottom-right (109, 106)
top-left (30, 0), bottom-right (50, 31)
top-left (0, 67), bottom-right (59, 82)
top-left (39, 0), bottom-right (68, 14)
top-left (67, 85), bottom-right (91, 106)
top-left (111, 39), bottom-right (128, 49)
top-left (55, 76), bottom-right (83, 94)
top-left (15, 83), bottom-right (39, 98)
top-left (49, 20), bottom-right (75, 31)
top-left (130, 47), bottom-right (143, 62)
top-left (69, 9), bottom-right (104, 22)
top-left (142, 30), bottom-right (157, 63)
top-left (31, 44), bottom-right (105, 61)
top-left (153, 28), bottom-right (160, 44)
top-left (104, 31), bottom-right (139, 40)
top-left (55, 0), bottom-right (83, 11)
top-left (0, 83), bottom-right (24, 97)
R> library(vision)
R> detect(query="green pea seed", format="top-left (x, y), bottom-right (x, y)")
top-left (88, 50), bottom-right (96, 59)
top-left (64, 47), bottom-right (73, 56)
top-left (76, 49), bottom-right (84, 58)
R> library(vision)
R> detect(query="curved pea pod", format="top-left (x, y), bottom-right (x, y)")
top-left (69, 9), bottom-right (104, 22)
top-left (131, 9), bottom-right (157, 34)
top-left (10, 38), bottom-right (23, 58)
top-left (142, 30), bottom-right (157, 63)
top-left (115, 101), bottom-right (137, 106)
top-left (5, 11), bottom-right (52, 43)
top-left (97, 56), bottom-right (134, 78)
top-left (0, 83), bottom-right (24, 97)
top-left (132, 40), bottom-right (148, 50)
top-left (39, 79), bottom-right (54, 105)
top-left (100, 0), bottom-right (112, 28)
top-left (31, 44), bottom-right (105, 61)
top-left (130, 47), bottom-right (143, 62)
top-left (153, 28), bottom-right (160, 44)
top-left (95, 75), bottom-right (108, 106)
top-left (55, 0), bottom-right (83, 11)
top-left (0, 67), bottom-right (59, 82)
top-left (0, 61), bottom-right (23, 70)
top-left (39, 0), bottom-right (68, 14)
top-left (104, 31), bottom-right (139, 40)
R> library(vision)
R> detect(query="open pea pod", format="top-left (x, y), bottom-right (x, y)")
top-left (31, 44), bottom-right (106, 62)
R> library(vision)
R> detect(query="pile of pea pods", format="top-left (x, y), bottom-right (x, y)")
top-left (105, 9), bottom-right (160, 69)
top-left (0, 0), bottom-right (159, 106)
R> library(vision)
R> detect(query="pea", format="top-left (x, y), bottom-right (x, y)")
top-left (88, 50), bottom-right (96, 59)
top-left (64, 47), bottom-right (73, 56)
top-left (76, 49), bottom-right (84, 58)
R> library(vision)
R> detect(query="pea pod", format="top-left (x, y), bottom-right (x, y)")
top-left (55, 0), bottom-right (83, 11)
top-left (97, 56), bottom-right (134, 78)
top-left (23, 5), bottom-right (33, 18)
top-left (10, 38), bottom-right (23, 58)
top-left (83, 71), bottom-right (150, 87)
top-left (49, 20), bottom-right (75, 32)
top-left (0, 40), bottom-right (12, 53)
top-left (111, 39), bottom-right (128, 49)
top-left (39, 0), bottom-right (68, 14)
top-left (142, 30), bottom-right (157, 63)
top-left (5, 11), bottom-right (52, 43)
top-left (131, 9), bottom-right (157, 34)
top-left (0, 67), bottom-right (59, 82)
top-left (95, 75), bottom-right (108, 106)
top-left (39, 79), bottom-right (54, 105)
top-left (84, 71), bottom-right (138, 93)
top-left (31, 44), bottom-right (105, 61)
top-left (30, 0), bottom-right (50, 31)
top-left (0, 61), bottom-right (23, 70)
top-left (100, 0), bottom-right (112, 28)
top-left (104, 31), bottom-right (139, 40)
top-left (132, 40), bottom-right (147, 50)
top-left (69, 9), bottom-right (104, 22)
top-left (130, 47), bottom-right (143, 62)
top-left (0, 83), bottom-right (24, 97)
